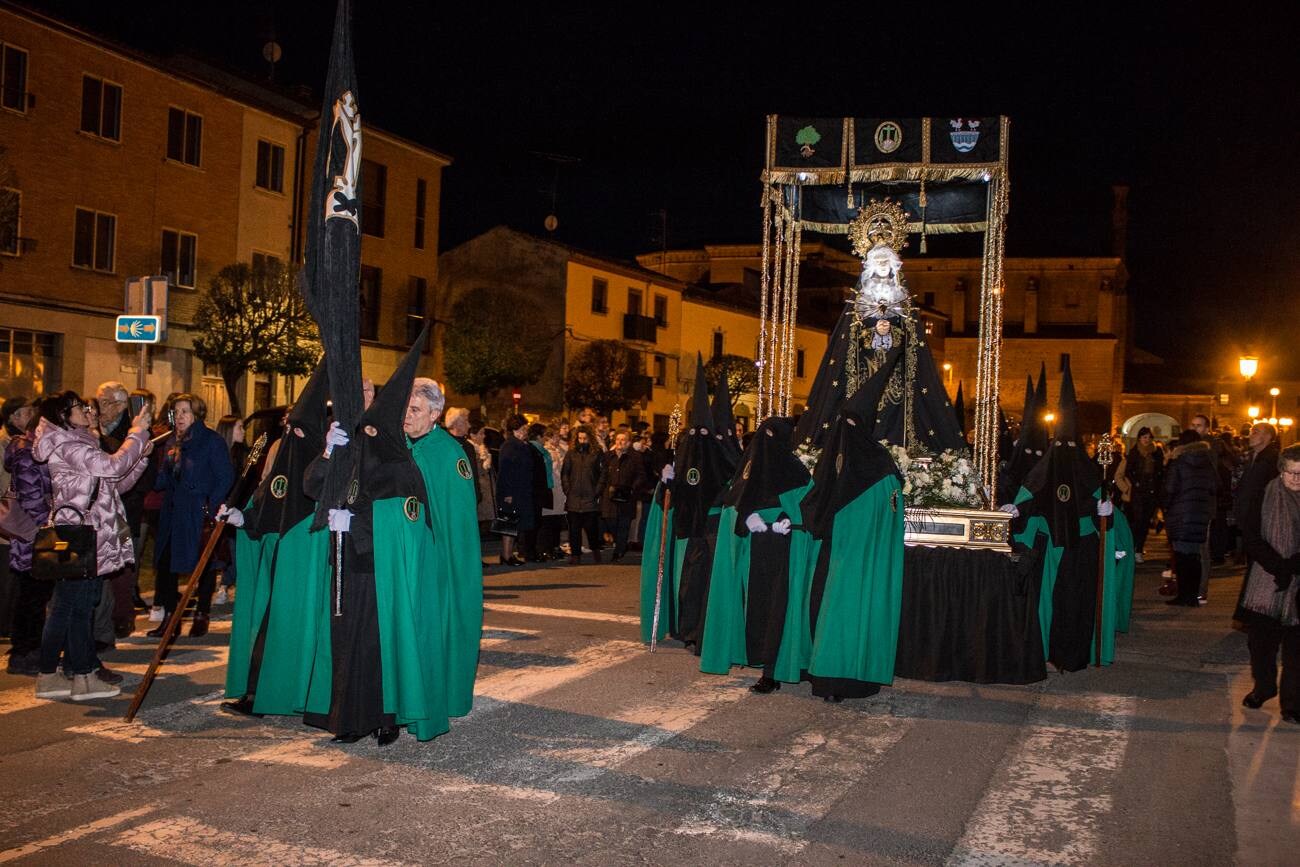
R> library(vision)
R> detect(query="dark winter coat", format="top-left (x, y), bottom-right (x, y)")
top-left (1234, 441), bottom-right (1280, 533)
top-left (153, 421), bottom-right (235, 574)
top-left (601, 447), bottom-right (650, 519)
top-left (561, 444), bottom-right (606, 513)
top-left (1163, 440), bottom-right (1217, 546)
top-left (3, 432), bottom-right (52, 572)
top-left (1124, 443), bottom-right (1163, 503)
top-left (496, 436), bottom-right (536, 530)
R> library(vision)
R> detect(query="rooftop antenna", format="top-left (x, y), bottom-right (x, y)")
top-left (262, 40), bottom-right (282, 83)
top-left (532, 151), bottom-right (581, 233)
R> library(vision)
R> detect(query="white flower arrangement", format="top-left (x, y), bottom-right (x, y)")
top-left (886, 444), bottom-right (983, 509)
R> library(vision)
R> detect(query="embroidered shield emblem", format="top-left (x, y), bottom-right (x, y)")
top-left (686, 468), bottom-right (701, 486)
top-left (456, 458), bottom-right (472, 480)
top-left (270, 475), bottom-right (288, 499)
top-left (1056, 484), bottom-right (1072, 503)
top-left (403, 497), bottom-right (420, 522)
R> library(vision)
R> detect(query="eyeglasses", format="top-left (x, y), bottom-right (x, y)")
top-left (1282, 469), bottom-right (1300, 479)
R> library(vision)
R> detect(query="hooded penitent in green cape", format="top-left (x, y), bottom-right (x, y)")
top-left (225, 360), bottom-right (331, 716)
top-left (700, 416), bottom-right (814, 688)
top-left (304, 322), bottom-right (450, 743)
top-left (408, 417), bottom-right (483, 719)
top-left (799, 348), bottom-right (906, 700)
top-left (640, 355), bottom-right (737, 647)
top-left (1012, 358), bottom-right (1122, 670)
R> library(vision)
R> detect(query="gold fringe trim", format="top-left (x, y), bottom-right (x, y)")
top-left (798, 219), bottom-right (987, 235)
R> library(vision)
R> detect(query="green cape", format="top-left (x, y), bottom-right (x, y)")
top-left (807, 476), bottom-right (904, 685)
top-left (409, 426), bottom-right (484, 718)
top-left (700, 481), bottom-right (815, 683)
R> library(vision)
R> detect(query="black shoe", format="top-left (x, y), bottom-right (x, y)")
top-left (96, 666), bottom-right (124, 685)
top-left (1242, 691), bottom-right (1276, 709)
top-left (133, 593), bottom-right (149, 611)
top-left (189, 613), bottom-right (210, 638)
top-left (375, 725), bottom-right (400, 746)
top-left (823, 694), bottom-right (845, 704)
top-left (331, 732), bottom-right (364, 744)
top-left (220, 696), bottom-right (262, 717)
top-left (6, 651), bottom-right (40, 676)
top-left (750, 676), bottom-right (780, 694)
top-left (1282, 711), bottom-right (1300, 725)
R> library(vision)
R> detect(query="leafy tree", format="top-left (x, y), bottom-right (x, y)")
top-left (191, 260), bottom-right (320, 416)
top-left (443, 287), bottom-right (553, 415)
top-left (704, 354), bottom-right (758, 408)
top-left (564, 339), bottom-right (644, 417)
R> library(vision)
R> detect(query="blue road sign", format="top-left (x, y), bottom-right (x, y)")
top-left (115, 315), bottom-right (163, 344)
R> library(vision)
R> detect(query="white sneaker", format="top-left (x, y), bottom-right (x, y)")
top-left (35, 671), bottom-right (73, 699)
top-left (214, 587), bottom-right (228, 605)
top-left (148, 606), bottom-right (165, 622)
top-left (70, 671), bottom-right (121, 701)
top-left (1134, 552), bottom-right (1144, 564)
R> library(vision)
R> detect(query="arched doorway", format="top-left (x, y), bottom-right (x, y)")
top-left (1120, 412), bottom-right (1180, 444)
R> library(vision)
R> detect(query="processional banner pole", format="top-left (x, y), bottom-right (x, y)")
top-left (1094, 433), bottom-right (1114, 667)
top-left (649, 404), bottom-right (683, 652)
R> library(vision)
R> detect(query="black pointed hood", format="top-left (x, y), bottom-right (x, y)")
top-left (1020, 374), bottom-right (1035, 435)
top-left (1055, 357), bottom-right (1079, 443)
top-left (802, 346), bottom-right (904, 540)
top-left (953, 381), bottom-right (966, 438)
top-left (688, 353), bottom-right (712, 430)
top-left (722, 416), bottom-right (809, 517)
top-left (711, 367), bottom-right (741, 460)
top-left (339, 322), bottom-right (432, 536)
top-left (999, 367), bottom-right (1049, 505)
top-left (1021, 355), bottom-right (1098, 547)
top-left (671, 354), bottom-right (737, 539)
top-left (250, 357), bottom-right (329, 539)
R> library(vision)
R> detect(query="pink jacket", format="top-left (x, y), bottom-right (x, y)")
top-left (32, 418), bottom-right (150, 575)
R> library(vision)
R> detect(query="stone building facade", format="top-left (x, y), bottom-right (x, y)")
top-left (0, 3), bottom-right (448, 413)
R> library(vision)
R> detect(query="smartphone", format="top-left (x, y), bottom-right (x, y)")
top-left (129, 395), bottom-right (148, 417)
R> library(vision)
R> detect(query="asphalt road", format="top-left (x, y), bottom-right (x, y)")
top-left (1, 544), bottom-right (1296, 865)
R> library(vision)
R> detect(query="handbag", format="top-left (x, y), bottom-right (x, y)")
top-left (0, 488), bottom-right (39, 543)
top-left (490, 507), bottom-right (520, 537)
top-left (32, 479), bottom-right (100, 581)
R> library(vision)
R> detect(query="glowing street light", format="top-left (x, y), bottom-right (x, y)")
top-left (942, 361), bottom-right (953, 387)
top-left (1248, 406), bottom-right (1261, 419)
top-left (1270, 386), bottom-right (1281, 416)
top-left (1239, 356), bottom-right (1259, 380)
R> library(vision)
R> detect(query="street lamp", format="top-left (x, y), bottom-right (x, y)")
top-left (942, 362), bottom-right (953, 388)
top-left (1239, 356), bottom-right (1259, 380)
top-left (1270, 386), bottom-right (1281, 416)
top-left (1248, 406), bottom-right (1261, 420)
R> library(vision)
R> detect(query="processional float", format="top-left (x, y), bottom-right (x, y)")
top-left (757, 116), bottom-right (1011, 549)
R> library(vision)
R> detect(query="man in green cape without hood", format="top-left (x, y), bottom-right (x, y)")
top-left (640, 355), bottom-right (738, 648)
top-left (303, 323), bottom-right (450, 744)
top-left (700, 415), bottom-right (815, 692)
top-left (404, 375), bottom-right (483, 719)
top-left (221, 361), bottom-right (331, 717)
top-left (799, 347), bottom-right (906, 702)
top-left (1007, 358), bottom-right (1124, 670)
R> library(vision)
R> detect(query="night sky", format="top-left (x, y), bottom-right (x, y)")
top-left (27, 1), bottom-right (1300, 379)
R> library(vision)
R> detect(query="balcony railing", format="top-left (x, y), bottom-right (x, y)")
top-left (623, 313), bottom-right (658, 343)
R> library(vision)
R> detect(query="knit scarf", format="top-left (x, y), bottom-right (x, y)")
top-left (1242, 476), bottom-right (1300, 625)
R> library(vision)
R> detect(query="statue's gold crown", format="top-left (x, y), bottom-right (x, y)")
top-left (849, 198), bottom-right (909, 258)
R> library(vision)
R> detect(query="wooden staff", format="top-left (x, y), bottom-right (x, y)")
top-left (125, 433), bottom-right (267, 722)
top-left (649, 404), bottom-right (682, 652)
top-left (1094, 433), bottom-right (1114, 668)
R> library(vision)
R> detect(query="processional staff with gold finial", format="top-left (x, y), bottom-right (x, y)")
top-left (1094, 432), bottom-right (1114, 668)
top-left (649, 403), bottom-right (683, 652)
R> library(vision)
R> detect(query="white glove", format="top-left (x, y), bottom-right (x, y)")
top-left (999, 503), bottom-right (1020, 518)
top-left (328, 508), bottom-right (353, 533)
top-left (324, 421), bottom-right (349, 457)
top-left (1115, 550), bottom-right (1127, 560)
top-left (1097, 499), bottom-right (1113, 517)
top-left (745, 513), bottom-right (768, 534)
top-left (661, 464), bottom-right (675, 483)
top-left (771, 518), bottom-right (792, 535)
top-left (216, 505), bottom-right (244, 528)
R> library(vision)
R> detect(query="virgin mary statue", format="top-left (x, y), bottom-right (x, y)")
top-left (792, 199), bottom-right (965, 455)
